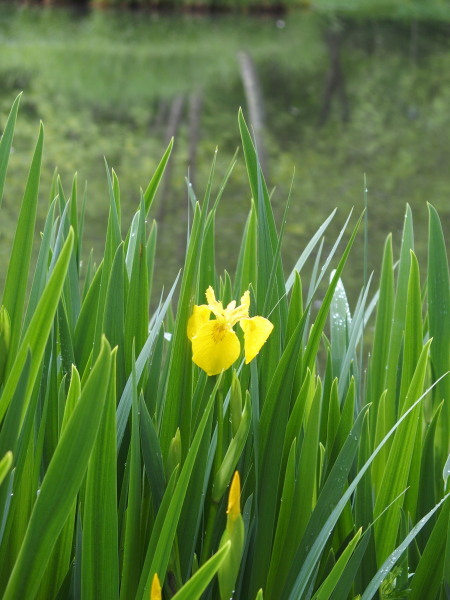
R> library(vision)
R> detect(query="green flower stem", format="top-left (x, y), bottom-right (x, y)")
top-left (200, 378), bottom-right (224, 565)
top-left (215, 383), bottom-right (224, 475)
top-left (200, 499), bottom-right (219, 566)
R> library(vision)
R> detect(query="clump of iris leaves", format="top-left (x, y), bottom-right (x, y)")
top-left (0, 94), bottom-right (449, 600)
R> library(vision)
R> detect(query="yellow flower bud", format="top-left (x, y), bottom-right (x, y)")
top-left (218, 471), bottom-right (245, 600)
top-left (226, 471), bottom-right (241, 524)
top-left (150, 573), bottom-right (161, 600)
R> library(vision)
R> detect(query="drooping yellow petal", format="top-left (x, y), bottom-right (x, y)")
top-left (150, 573), bottom-right (161, 600)
top-left (187, 305), bottom-right (211, 340)
top-left (226, 471), bottom-right (241, 523)
top-left (191, 319), bottom-right (240, 376)
top-left (240, 316), bottom-right (274, 363)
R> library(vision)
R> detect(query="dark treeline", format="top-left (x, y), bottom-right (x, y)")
top-left (6, 0), bottom-right (450, 20)
top-left (14, 0), bottom-right (304, 11)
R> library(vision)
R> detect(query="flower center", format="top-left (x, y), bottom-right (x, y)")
top-left (211, 320), bottom-right (228, 343)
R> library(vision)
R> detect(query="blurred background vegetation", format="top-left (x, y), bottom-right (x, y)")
top-left (4, 0), bottom-right (450, 15)
top-left (1, 2), bottom-right (450, 305)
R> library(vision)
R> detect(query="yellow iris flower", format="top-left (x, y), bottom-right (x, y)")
top-left (187, 286), bottom-right (273, 376)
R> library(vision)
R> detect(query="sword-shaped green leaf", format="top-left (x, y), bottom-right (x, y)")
top-left (3, 336), bottom-right (112, 600)
top-left (0, 93), bottom-right (21, 209)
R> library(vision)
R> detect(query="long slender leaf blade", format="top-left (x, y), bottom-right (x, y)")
top-left (116, 271), bottom-right (180, 450)
top-left (283, 405), bottom-right (369, 599)
top-left (73, 262), bottom-right (103, 375)
top-left (383, 203), bottom-right (414, 431)
top-left (417, 402), bottom-right (442, 535)
top-left (265, 439), bottom-right (297, 598)
top-left (124, 194), bottom-right (148, 374)
top-left (330, 275), bottom-right (351, 379)
top-left (172, 542), bottom-right (231, 600)
top-left (368, 234), bottom-right (394, 426)
top-left (143, 138), bottom-right (173, 215)
top-left (140, 397), bottom-right (166, 511)
top-left (103, 242), bottom-right (125, 390)
top-left (178, 387), bottom-right (216, 579)
top-left (285, 209), bottom-right (337, 293)
top-left (303, 213), bottom-right (363, 375)
top-left (0, 93), bottom-right (21, 209)
top-left (234, 202), bottom-right (257, 298)
top-left (427, 203), bottom-right (450, 452)
top-left (249, 317), bottom-right (305, 596)
top-left (136, 382), bottom-right (216, 599)
top-left (3, 122), bottom-right (44, 363)
top-left (238, 108), bottom-right (276, 249)
top-left (91, 160), bottom-right (122, 359)
top-left (330, 530), bottom-right (372, 600)
top-left (285, 373), bottom-right (446, 600)
top-left (197, 210), bottom-right (216, 304)
top-left (3, 337), bottom-right (112, 600)
top-left (23, 199), bottom-right (57, 331)
top-left (361, 494), bottom-right (450, 600)
top-left (0, 452), bottom-right (12, 487)
top-left (159, 202), bottom-right (203, 455)
top-left (409, 496), bottom-right (450, 600)
top-left (312, 528), bottom-right (362, 600)
top-left (295, 381), bottom-right (322, 543)
top-left (82, 350), bottom-right (119, 600)
top-left (337, 274), bottom-right (372, 401)
top-left (374, 340), bottom-right (432, 564)
top-left (238, 108), bottom-right (287, 326)
top-left (119, 347), bottom-right (142, 600)
top-left (0, 229), bottom-right (74, 426)
top-left (398, 252), bottom-right (423, 407)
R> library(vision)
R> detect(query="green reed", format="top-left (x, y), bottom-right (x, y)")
top-left (0, 94), bottom-right (449, 599)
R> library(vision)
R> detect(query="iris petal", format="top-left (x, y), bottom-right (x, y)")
top-left (240, 316), bottom-right (274, 363)
top-left (187, 305), bottom-right (211, 340)
top-left (229, 290), bottom-right (250, 324)
top-left (205, 286), bottom-right (224, 316)
top-left (192, 320), bottom-right (240, 376)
